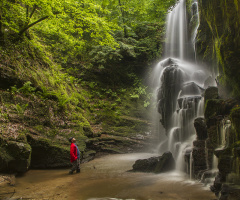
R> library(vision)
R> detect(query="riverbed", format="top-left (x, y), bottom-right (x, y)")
top-left (1, 153), bottom-right (217, 200)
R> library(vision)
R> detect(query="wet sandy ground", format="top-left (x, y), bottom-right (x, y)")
top-left (0, 153), bottom-right (217, 200)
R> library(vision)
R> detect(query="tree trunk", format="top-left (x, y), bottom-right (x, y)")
top-left (118, 0), bottom-right (128, 37)
top-left (0, 11), bottom-right (4, 44)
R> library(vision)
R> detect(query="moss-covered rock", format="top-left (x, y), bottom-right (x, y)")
top-left (198, 0), bottom-right (240, 98)
top-left (0, 137), bottom-right (31, 173)
top-left (27, 135), bottom-right (70, 168)
top-left (204, 98), bottom-right (238, 122)
top-left (230, 107), bottom-right (240, 142)
top-left (131, 151), bottom-right (175, 173)
top-left (204, 99), bottom-right (224, 120)
top-left (204, 87), bottom-right (219, 103)
top-left (194, 117), bottom-right (208, 140)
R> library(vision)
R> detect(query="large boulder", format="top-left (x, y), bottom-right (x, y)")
top-left (192, 143), bottom-right (207, 176)
top-left (194, 117), bottom-right (208, 140)
top-left (204, 86), bottom-right (218, 103)
top-left (27, 135), bottom-right (71, 168)
top-left (157, 65), bottom-right (184, 131)
top-left (219, 184), bottom-right (240, 200)
top-left (132, 151), bottom-right (175, 173)
top-left (0, 137), bottom-right (31, 173)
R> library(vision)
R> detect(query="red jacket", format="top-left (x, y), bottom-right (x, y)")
top-left (70, 143), bottom-right (78, 162)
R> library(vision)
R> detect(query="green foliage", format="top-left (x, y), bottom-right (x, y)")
top-left (0, 108), bottom-right (9, 121)
top-left (0, 0), bottom-right (119, 47)
top-left (10, 81), bottom-right (36, 95)
top-left (19, 81), bottom-right (36, 94)
top-left (0, 0), bottom-right (173, 151)
top-left (14, 103), bottom-right (28, 115)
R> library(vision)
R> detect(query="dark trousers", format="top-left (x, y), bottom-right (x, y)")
top-left (70, 158), bottom-right (80, 172)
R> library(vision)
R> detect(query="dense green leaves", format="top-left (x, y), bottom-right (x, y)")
top-left (0, 0), bottom-right (118, 47)
top-left (0, 0), bottom-right (176, 85)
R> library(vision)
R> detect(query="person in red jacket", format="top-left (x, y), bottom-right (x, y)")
top-left (69, 137), bottom-right (80, 174)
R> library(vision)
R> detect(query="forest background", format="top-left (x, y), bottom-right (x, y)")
top-left (0, 0), bottom-right (176, 171)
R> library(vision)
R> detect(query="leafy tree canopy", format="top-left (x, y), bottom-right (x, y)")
top-left (0, 0), bottom-right (118, 47)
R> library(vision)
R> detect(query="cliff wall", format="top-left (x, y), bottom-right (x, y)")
top-left (197, 0), bottom-right (240, 97)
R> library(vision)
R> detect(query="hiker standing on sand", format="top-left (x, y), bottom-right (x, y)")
top-left (69, 137), bottom-right (80, 174)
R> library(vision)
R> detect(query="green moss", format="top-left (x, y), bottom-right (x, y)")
top-left (0, 147), bottom-right (14, 171)
top-left (234, 0), bottom-right (239, 10)
top-left (16, 132), bottom-right (27, 143)
top-left (204, 99), bottom-right (224, 119)
top-left (230, 107), bottom-right (240, 141)
top-left (6, 141), bottom-right (31, 160)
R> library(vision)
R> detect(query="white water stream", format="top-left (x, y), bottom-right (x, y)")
top-left (153, 0), bottom-right (214, 175)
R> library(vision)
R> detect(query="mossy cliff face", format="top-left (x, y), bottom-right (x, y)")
top-left (197, 0), bottom-right (240, 97)
top-left (0, 136), bottom-right (31, 173)
top-left (201, 87), bottom-right (240, 199)
top-left (0, 63), bottom-right (150, 173)
top-left (0, 88), bottom-right (152, 173)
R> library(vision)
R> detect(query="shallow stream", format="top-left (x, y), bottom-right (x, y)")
top-left (1, 153), bottom-right (216, 200)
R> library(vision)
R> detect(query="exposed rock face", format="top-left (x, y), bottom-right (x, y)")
top-left (194, 117), bottom-right (208, 140)
top-left (132, 152), bottom-right (175, 173)
top-left (192, 117), bottom-right (208, 177)
top-left (218, 184), bottom-right (240, 200)
top-left (197, 0), bottom-right (240, 97)
top-left (27, 135), bottom-right (71, 169)
top-left (0, 137), bottom-right (31, 173)
top-left (157, 65), bottom-right (184, 131)
top-left (202, 86), bottom-right (240, 198)
top-left (192, 140), bottom-right (207, 176)
top-left (204, 87), bottom-right (219, 103)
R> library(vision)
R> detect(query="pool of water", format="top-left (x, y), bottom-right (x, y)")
top-left (0, 153), bottom-right (217, 200)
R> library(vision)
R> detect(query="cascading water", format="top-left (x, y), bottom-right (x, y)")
top-left (218, 119), bottom-right (231, 150)
top-left (153, 0), bottom-right (214, 176)
top-left (200, 120), bottom-right (232, 186)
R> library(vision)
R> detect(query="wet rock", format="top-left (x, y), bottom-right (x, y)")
top-left (157, 65), bottom-right (184, 131)
top-left (205, 99), bottom-right (238, 123)
top-left (230, 107), bottom-right (240, 140)
top-left (219, 184), bottom-right (240, 200)
top-left (27, 135), bottom-right (71, 168)
top-left (217, 156), bottom-right (232, 182)
top-left (0, 174), bottom-right (16, 186)
top-left (177, 96), bottom-right (201, 110)
top-left (194, 117), bottom-right (208, 140)
top-left (210, 173), bottom-right (223, 196)
top-left (204, 86), bottom-right (219, 103)
top-left (131, 151), bottom-right (175, 173)
top-left (0, 137), bottom-right (31, 173)
top-left (192, 144), bottom-right (207, 176)
top-left (204, 99), bottom-right (224, 120)
top-left (193, 140), bottom-right (205, 148)
top-left (200, 170), bottom-right (218, 186)
top-left (206, 115), bottom-right (224, 129)
top-left (180, 82), bottom-right (204, 96)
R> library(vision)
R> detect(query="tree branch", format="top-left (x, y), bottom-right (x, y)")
top-left (29, 5), bottom-right (37, 19)
top-left (18, 15), bottom-right (49, 36)
top-left (26, 5), bottom-right (29, 18)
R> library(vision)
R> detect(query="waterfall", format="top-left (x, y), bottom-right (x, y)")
top-left (217, 119), bottom-right (231, 150)
top-left (164, 0), bottom-right (187, 59)
top-left (153, 0), bottom-right (213, 175)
